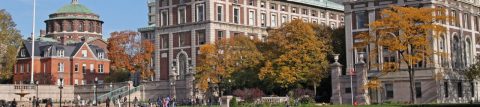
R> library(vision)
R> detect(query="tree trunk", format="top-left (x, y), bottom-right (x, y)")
top-left (313, 82), bottom-right (317, 96)
top-left (407, 65), bottom-right (416, 104)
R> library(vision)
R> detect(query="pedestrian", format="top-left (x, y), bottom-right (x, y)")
top-left (157, 97), bottom-right (162, 107)
top-left (106, 97), bottom-right (110, 107)
top-left (133, 97), bottom-right (138, 107)
top-left (117, 96), bottom-right (122, 107)
top-left (11, 99), bottom-right (16, 107)
top-left (32, 96), bottom-right (36, 107)
top-left (148, 98), bottom-right (152, 107)
top-left (35, 97), bottom-right (40, 107)
top-left (123, 97), bottom-right (127, 106)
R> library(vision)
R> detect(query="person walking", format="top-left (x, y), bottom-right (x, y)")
top-left (11, 99), bottom-right (16, 107)
top-left (106, 97), bottom-right (111, 107)
top-left (133, 97), bottom-right (138, 107)
top-left (117, 96), bottom-right (122, 107)
top-left (35, 97), bottom-right (40, 107)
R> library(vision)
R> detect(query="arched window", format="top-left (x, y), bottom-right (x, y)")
top-left (452, 36), bottom-right (461, 68)
top-left (439, 35), bottom-right (445, 67)
top-left (58, 21), bottom-right (63, 32)
top-left (79, 21), bottom-right (84, 32)
top-left (466, 38), bottom-right (471, 66)
top-left (89, 22), bottom-right (94, 32)
top-left (178, 53), bottom-right (188, 80)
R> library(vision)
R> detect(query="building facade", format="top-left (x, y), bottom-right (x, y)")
top-left (334, 0), bottom-right (480, 104)
top-left (13, 0), bottom-right (110, 85)
top-left (139, 0), bottom-right (344, 101)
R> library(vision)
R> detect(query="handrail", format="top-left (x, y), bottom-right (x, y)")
top-left (97, 86), bottom-right (129, 102)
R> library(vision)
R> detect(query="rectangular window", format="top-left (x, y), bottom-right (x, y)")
top-left (471, 82), bottom-right (475, 97)
top-left (81, 80), bottom-right (85, 85)
top-left (270, 3), bottom-right (276, 10)
top-left (261, 13), bottom-right (266, 27)
top-left (74, 79), bottom-right (78, 85)
top-left (58, 63), bottom-right (64, 72)
top-left (178, 8), bottom-right (186, 24)
top-left (161, 35), bottom-right (168, 49)
top-left (90, 64), bottom-right (94, 73)
top-left (196, 4), bottom-right (205, 22)
top-left (385, 83), bottom-right (394, 99)
top-left (217, 5), bottom-right (223, 21)
top-left (99, 64), bottom-right (104, 73)
top-left (311, 10), bottom-right (317, 17)
top-left (302, 9), bottom-right (308, 15)
top-left (217, 31), bottom-right (224, 40)
top-left (161, 10), bottom-right (169, 26)
top-left (260, 1), bottom-right (265, 8)
top-left (464, 13), bottom-right (469, 29)
top-left (82, 50), bottom-right (87, 57)
top-left (355, 11), bottom-right (368, 29)
top-left (281, 15), bottom-right (287, 24)
top-left (20, 49), bottom-right (25, 57)
top-left (248, 0), bottom-right (254, 6)
top-left (291, 7), bottom-right (297, 13)
top-left (98, 52), bottom-right (104, 59)
top-left (20, 64), bottom-right (24, 73)
top-left (415, 82), bottom-right (422, 98)
top-left (196, 30), bottom-right (206, 45)
top-left (179, 33), bottom-right (187, 47)
top-left (445, 82), bottom-right (449, 97)
top-left (82, 64), bottom-right (86, 74)
top-left (249, 10), bottom-right (256, 26)
top-left (345, 87), bottom-right (352, 94)
top-left (233, 7), bottom-right (240, 24)
top-left (75, 64), bottom-right (78, 72)
top-left (27, 63), bottom-right (30, 73)
top-left (281, 5), bottom-right (286, 11)
top-left (271, 14), bottom-right (277, 27)
top-left (458, 82), bottom-right (463, 97)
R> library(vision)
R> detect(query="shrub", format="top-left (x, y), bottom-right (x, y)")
top-left (233, 88), bottom-right (265, 102)
top-left (230, 97), bottom-right (238, 107)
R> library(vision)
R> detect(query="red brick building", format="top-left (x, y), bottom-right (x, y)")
top-left (13, 0), bottom-right (109, 85)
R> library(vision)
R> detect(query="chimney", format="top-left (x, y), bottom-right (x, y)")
top-left (40, 30), bottom-right (46, 37)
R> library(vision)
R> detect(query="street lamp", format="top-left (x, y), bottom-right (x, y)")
top-left (93, 77), bottom-right (98, 106)
top-left (58, 78), bottom-right (64, 107)
top-left (170, 65), bottom-right (178, 100)
top-left (36, 81), bottom-right (39, 99)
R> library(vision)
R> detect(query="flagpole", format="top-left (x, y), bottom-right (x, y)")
top-left (30, 0), bottom-right (36, 84)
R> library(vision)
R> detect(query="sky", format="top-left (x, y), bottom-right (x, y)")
top-left (0, 0), bottom-right (149, 39)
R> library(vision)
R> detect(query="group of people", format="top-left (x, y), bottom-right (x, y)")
top-left (104, 96), bottom-right (139, 107)
top-left (145, 96), bottom-right (175, 107)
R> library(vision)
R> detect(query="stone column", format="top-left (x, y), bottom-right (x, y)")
top-left (330, 54), bottom-right (343, 104)
top-left (354, 52), bottom-right (370, 105)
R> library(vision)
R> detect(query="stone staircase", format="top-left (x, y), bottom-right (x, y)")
top-left (97, 85), bottom-right (144, 102)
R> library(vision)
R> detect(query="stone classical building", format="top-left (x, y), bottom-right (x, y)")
top-left (332, 0), bottom-right (480, 104)
top-left (13, 0), bottom-right (109, 85)
top-left (138, 0), bottom-right (344, 101)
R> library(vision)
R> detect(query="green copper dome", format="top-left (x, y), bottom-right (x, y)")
top-left (56, 4), bottom-right (94, 14)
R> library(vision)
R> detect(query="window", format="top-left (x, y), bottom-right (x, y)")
top-left (281, 5), bottom-right (286, 11)
top-left (27, 63), bottom-right (30, 73)
top-left (161, 35), bottom-right (169, 49)
top-left (20, 64), bottom-right (24, 73)
top-left (330, 22), bottom-right (336, 28)
top-left (75, 64), bottom-right (78, 72)
top-left (67, 21), bottom-right (73, 32)
top-left (58, 63), bottom-right (64, 72)
top-left (99, 64), bottom-right (104, 73)
top-left (444, 82), bottom-right (449, 97)
top-left (345, 87), bottom-right (352, 94)
top-left (248, 0), bottom-right (254, 6)
top-left (355, 11), bottom-right (368, 29)
top-left (98, 52), bottom-right (104, 59)
top-left (385, 83), bottom-right (394, 99)
top-left (82, 50), bottom-right (87, 57)
top-left (57, 49), bottom-right (64, 57)
top-left (302, 9), bottom-right (308, 15)
top-left (178, 8), bottom-right (186, 24)
top-left (197, 30), bottom-right (206, 45)
top-left (311, 10), bottom-right (317, 16)
top-left (82, 64), bottom-right (86, 74)
top-left (249, 10), bottom-right (256, 26)
top-left (74, 79), bottom-right (78, 85)
top-left (217, 31), bottom-right (224, 40)
top-left (20, 49), bottom-right (25, 57)
top-left (234, 7), bottom-right (240, 24)
top-left (81, 80), bottom-right (85, 85)
top-left (260, 1), bottom-right (265, 8)
top-left (179, 0), bottom-right (185, 4)
top-left (90, 64), bottom-right (94, 73)
top-left (270, 3), bottom-right (276, 9)
top-left (161, 10), bottom-right (169, 26)
top-left (271, 14), bottom-right (277, 27)
top-left (261, 13), bottom-right (266, 27)
top-left (321, 12), bottom-right (326, 18)
top-left (43, 63), bottom-right (46, 74)
top-left (261, 35), bottom-right (267, 42)
top-left (464, 13), bottom-right (470, 29)
top-left (196, 4), bottom-right (205, 22)
top-left (415, 82), bottom-right (422, 98)
top-left (179, 33), bottom-right (186, 46)
top-left (89, 22), bottom-right (94, 32)
top-left (471, 82), bottom-right (475, 97)
top-left (78, 21), bottom-right (84, 32)
top-left (281, 15), bottom-right (287, 24)
top-left (291, 7), bottom-right (297, 13)
top-left (458, 82), bottom-right (463, 97)
top-left (217, 5), bottom-right (223, 21)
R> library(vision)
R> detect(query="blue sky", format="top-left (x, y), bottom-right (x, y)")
top-left (0, 0), bottom-right (148, 39)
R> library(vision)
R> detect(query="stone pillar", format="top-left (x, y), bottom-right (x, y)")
top-left (354, 52), bottom-right (370, 105)
top-left (330, 54), bottom-right (343, 104)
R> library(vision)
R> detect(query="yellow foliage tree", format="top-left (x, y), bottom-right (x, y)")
top-left (259, 20), bottom-right (330, 88)
top-left (354, 6), bottom-right (448, 104)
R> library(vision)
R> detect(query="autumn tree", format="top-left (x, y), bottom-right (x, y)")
top-left (196, 36), bottom-right (263, 92)
top-left (107, 31), bottom-right (155, 82)
top-left (354, 6), bottom-right (448, 104)
top-left (259, 20), bottom-right (330, 89)
top-left (465, 56), bottom-right (480, 81)
top-left (0, 9), bottom-right (22, 80)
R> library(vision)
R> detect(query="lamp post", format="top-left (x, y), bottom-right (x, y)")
top-left (170, 65), bottom-right (178, 100)
top-left (36, 81), bottom-right (39, 99)
top-left (93, 77), bottom-right (98, 106)
top-left (58, 78), bottom-right (64, 107)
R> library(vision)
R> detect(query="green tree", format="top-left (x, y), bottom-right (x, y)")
top-left (0, 9), bottom-right (22, 80)
top-left (465, 56), bottom-right (480, 81)
top-left (354, 6), bottom-right (448, 103)
top-left (259, 20), bottom-right (330, 89)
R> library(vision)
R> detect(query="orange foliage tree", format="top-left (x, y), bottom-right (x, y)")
top-left (107, 31), bottom-right (155, 81)
top-left (354, 6), bottom-right (448, 104)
